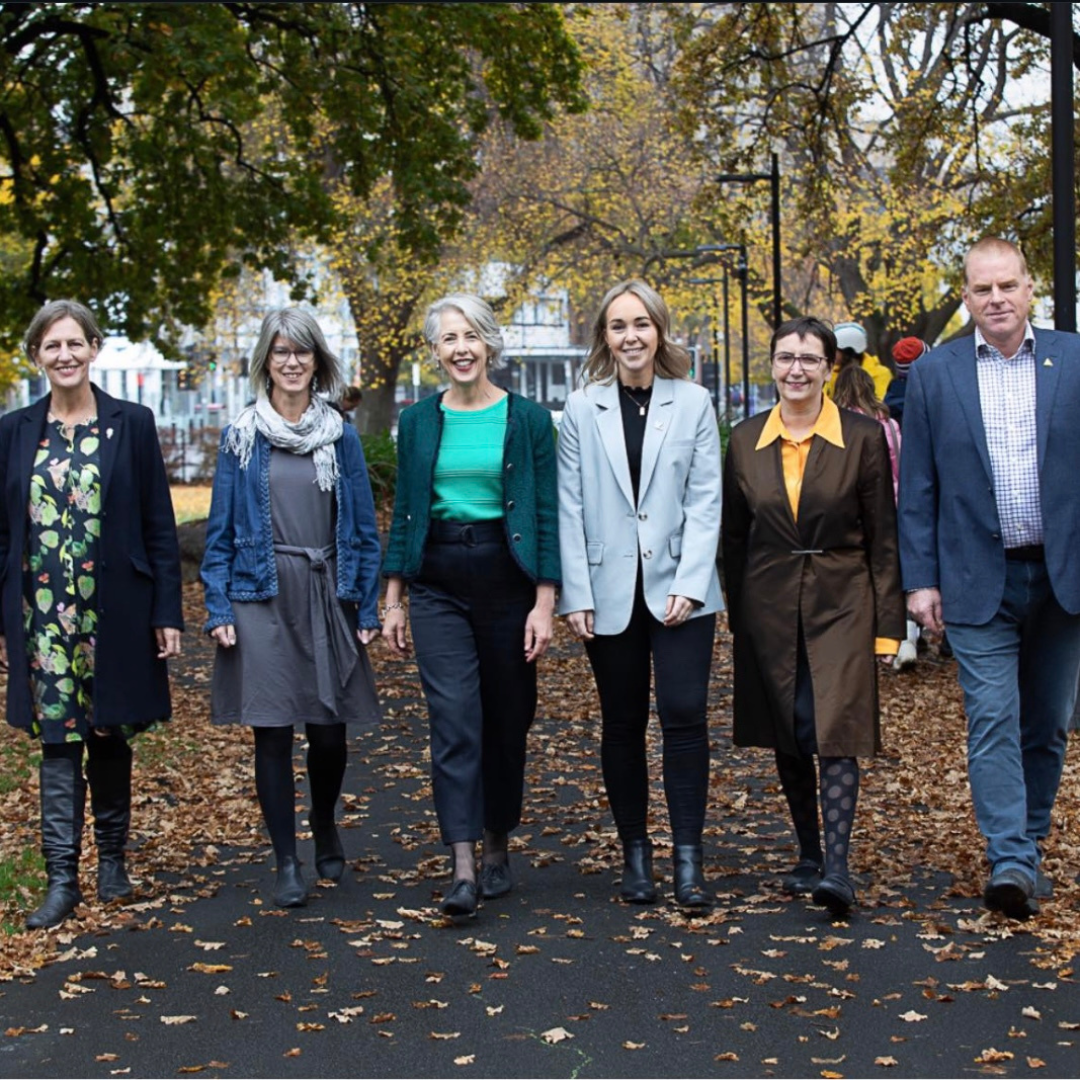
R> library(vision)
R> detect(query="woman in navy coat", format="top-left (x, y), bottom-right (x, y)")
top-left (0, 300), bottom-right (183, 929)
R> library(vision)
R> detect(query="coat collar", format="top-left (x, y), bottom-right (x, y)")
top-left (590, 377), bottom-right (677, 508)
top-left (17, 383), bottom-right (125, 505)
top-left (755, 396), bottom-right (844, 450)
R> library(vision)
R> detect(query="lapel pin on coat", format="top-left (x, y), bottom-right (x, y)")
top-left (106, 427), bottom-right (114, 439)
top-left (1043, 358), bottom-right (1054, 367)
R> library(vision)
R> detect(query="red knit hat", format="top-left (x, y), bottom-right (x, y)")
top-left (892, 337), bottom-right (929, 371)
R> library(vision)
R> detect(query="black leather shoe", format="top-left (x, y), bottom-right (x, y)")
top-left (619, 839), bottom-right (657, 904)
top-left (441, 879), bottom-right (478, 918)
top-left (673, 845), bottom-right (711, 910)
top-left (984, 868), bottom-right (1034, 919)
top-left (26, 881), bottom-right (83, 930)
top-left (87, 737), bottom-right (134, 901)
top-left (273, 856), bottom-right (308, 908)
top-left (310, 819), bottom-right (345, 882)
top-left (812, 873), bottom-right (856, 917)
top-left (479, 861), bottom-right (512, 900)
top-left (781, 859), bottom-right (823, 896)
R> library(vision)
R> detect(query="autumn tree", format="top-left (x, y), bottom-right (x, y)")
top-left (0, 3), bottom-right (584, 381)
top-left (673, 2), bottom-right (1073, 356)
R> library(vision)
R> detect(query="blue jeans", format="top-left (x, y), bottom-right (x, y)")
top-left (946, 559), bottom-right (1080, 880)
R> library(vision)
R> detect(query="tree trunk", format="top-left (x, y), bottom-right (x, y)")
top-left (354, 376), bottom-right (397, 435)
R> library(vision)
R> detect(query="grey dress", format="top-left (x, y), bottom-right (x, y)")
top-left (210, 449), bottom-right (381, 727)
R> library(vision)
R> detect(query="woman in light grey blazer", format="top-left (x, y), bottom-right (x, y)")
top-left (558, 280), bottom-right (723, 909)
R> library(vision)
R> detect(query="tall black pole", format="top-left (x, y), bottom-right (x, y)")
top-left (739, 249), bottom-right (751, 419)
top-left (771, 152), bottom-right (782, 329)
top-left (723, 266), bottom-right (731, 419)
top-left (1051, 3), bottom-right (1076, 331)
top-left (712, 284), bottom-right (721, 415)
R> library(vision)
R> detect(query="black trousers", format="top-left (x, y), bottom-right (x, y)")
top-left (584, 583), bottom-right (715, 845)
top-left (409, 521), bottom-right (538, 845)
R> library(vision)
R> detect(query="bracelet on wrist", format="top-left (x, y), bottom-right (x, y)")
top-left (382, 601), bottom-right (404, 618)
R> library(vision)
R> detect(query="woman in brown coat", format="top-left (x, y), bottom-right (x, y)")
top-left (722, 317), bottom-right (905, 916)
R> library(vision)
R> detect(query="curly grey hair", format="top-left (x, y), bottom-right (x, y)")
top-left (423, 294), bottom-right (505, 370)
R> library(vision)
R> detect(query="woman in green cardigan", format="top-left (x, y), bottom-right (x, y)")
top-left (382, 294), bottom-right (560, 920)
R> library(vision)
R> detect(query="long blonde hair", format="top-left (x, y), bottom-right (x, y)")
top-left (583, 280), bottom-right (692, 384)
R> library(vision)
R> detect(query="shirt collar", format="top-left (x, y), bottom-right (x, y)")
top-left (755, 395), bottom-right (845, 450)
top-left (974, 321), bottom-right (1035, 359)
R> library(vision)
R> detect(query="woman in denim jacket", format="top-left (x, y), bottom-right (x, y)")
top-left (201, 308), bottom-right (381, 908)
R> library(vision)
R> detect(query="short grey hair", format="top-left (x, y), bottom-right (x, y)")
top-left (423, 294), bottom-right (505, 369)
top-left (23, 299), bottom-right (105, 362)
top-left (249, 307), bottom-right (344, 401)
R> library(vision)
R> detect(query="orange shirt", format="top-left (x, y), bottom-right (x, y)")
top-left (756, 397), bottom-right (898, 656)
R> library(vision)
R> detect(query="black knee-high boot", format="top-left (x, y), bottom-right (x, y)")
top-left (775, 749), bottom-right (824, 894)
top-left (86, 733), bottom-right (134, 901)
top-left (26, 746), bottom-right (86, 929)
top-left (811, 756), bottom-right (860, 915)
top-left (305, 723), bottom-right (346, 882)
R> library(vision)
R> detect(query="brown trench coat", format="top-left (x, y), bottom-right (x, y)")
top-left (721, 407), bottom-right (905, 757)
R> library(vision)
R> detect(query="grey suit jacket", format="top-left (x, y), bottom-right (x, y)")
top-left (557, 377), bottom-right (723, 635)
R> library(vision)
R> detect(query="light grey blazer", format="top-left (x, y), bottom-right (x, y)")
top-left (557, 376), bottom-right (724, 635)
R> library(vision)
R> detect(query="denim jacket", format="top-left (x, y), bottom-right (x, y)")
top-left (201, 424), bottom-right (381, 632)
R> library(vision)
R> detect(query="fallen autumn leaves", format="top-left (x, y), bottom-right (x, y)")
top-left (0, 582), bottom-right (1078, 1080)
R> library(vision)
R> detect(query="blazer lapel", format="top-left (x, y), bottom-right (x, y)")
top-left (942, 340), bottom-right (993, 482)
top-left (1033, 330), bottom-right (1061, 471)
top-left (638, 377), bottom-right (674, 503)
top-left (15, 397), bottom-right (50, 528)
top-left (94, 385), bottom-right (124, 506)
top-left (593, 381), bottom-right (636, 509)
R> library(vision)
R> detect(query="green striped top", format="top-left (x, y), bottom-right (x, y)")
top-left (430, 395), bottom-right (508, 522)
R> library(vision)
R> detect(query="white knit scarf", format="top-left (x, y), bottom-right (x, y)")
top-left (224, 394), bottom-right (343, 492)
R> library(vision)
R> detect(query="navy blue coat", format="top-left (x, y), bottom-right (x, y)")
top-left (0, 385), bottom-right (183, 731)
top-left (898, 329), bottom-right (1080, 625)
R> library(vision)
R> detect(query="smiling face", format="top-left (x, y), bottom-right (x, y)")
top-left (433, 308), bottom-right (493, 392)
top-left (771, 331), bottom-right (830, 408)
top-left (35, 315), bottom-right (98, 394)
top-left (604, 291), bottom-right (658, 387)
top-left (963, 247), bottom-right (1034, 356)
top-left (267, 334), bottom-right (316, 399)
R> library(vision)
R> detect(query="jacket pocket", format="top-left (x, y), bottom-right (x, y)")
top-left (586, 541), bottom-right (605, 565)
top-left (130, 554), bottom-right (154, 578)
top-left (231, 536), bottom-right (260, 587)
top-left (668, 533), bottom-right (682, 559)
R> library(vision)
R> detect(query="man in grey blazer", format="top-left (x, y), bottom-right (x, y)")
top-left (899, 236), bottom-right (1080, 919)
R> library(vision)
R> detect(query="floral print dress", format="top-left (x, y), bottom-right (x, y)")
top-left (22, 417), bottom-right (103, 743)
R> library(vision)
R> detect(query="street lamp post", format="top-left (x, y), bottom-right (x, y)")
top-left (688, 273), bottom-right (726, 416)
top-left (715, 152), bottom-right (783, 330)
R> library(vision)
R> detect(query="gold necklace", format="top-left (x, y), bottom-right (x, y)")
top-left (620, 382), bottom-right (652, 417)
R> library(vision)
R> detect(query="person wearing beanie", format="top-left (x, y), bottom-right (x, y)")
top-left (884, 337), bottom-right (930, 428)
top-left (826, 321), bottom-right (893, 401)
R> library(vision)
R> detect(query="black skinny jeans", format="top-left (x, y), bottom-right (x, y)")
top-left (584, 583), bottom-right (715, 846)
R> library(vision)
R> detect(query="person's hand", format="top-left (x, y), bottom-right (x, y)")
top-left (357, 627), bottom-right (378, 647)
top-left (663, 595), bottom-right (694, 627)
top-left (156, 627), bottom-right (182, 658)
top-left (906, 588), bottom-right (943, 636)
top-left (567, 610), bottom-right (595, 641)
top-left (382, 607), bottom-right (411, 658)
top-left (524, 604), bottom-right (553, 663)
top-left (0, 634), bottom-right (6, 671)
top-left (876, 653), bottom-right (895, 666)
top-left (210, 624), bottom-right (236, 649)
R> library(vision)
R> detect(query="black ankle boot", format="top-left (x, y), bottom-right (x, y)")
top-left (87, 739), bottom-right (134, 901)
top-left (620, 838), bottom-right (657, 903)
top-left (273, 856), bottom-right (308, 908)
top-left (309, 816), bottom-right (345, 882)
top-left (26, 756), bottom-right (86, 930)
top-left (672, 844), bottom-right (711, 909)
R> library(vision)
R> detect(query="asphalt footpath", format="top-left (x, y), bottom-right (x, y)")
top-left (2, 632), bottom-right (1079, 1079)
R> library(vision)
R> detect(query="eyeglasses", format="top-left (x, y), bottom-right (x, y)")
top-left (772, 353), bottom-right (828, 370)
top-left (270, 347), bottom-right (314, 365)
